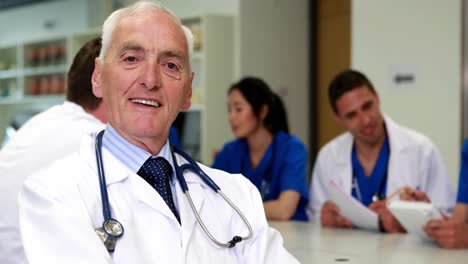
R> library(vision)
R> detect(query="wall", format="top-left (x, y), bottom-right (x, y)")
top-left (238, 0), bottom-right (310, 148)
top-left (352, 0), bottom-right (462, 184)
top-left (0, 0), bottom-right (89, 46)
top-left (120, 0), bottom-right (238, 17)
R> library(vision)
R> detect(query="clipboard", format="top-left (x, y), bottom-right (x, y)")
top-left (387, 200), bottom-right (442, 239)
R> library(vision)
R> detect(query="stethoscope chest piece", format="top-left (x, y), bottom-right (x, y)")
top-left (95, 219), bottom-right (124, 252)
top-left (104, 219), bottom-right (124, 237)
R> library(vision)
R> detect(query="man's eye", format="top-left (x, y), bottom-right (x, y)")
top-left (167, 62), bottom-right (178, 70)
top-left (125, 56), bottom-right (137, 63)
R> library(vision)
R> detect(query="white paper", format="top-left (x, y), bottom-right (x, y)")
top-left (328, 180), bottom-right (379, 230)
top-left (388, 200), bottom-right (442, 239)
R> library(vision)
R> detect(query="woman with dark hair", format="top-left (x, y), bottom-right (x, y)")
top-left (212, 77), bottom-right (309, 221)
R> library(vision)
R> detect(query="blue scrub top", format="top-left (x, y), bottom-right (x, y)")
top-left (351, 136), bottom-right (390, 207)
top-left (457, 138), bottom-right (468, 204)
top-left (212, 131), bottom-right (309, 221)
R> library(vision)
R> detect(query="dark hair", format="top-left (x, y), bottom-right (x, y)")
top-left (66, 37), bottom-right (102, 110)
top-left (328, 69), bottom-right (376, 114)
top-left (229, 77), bottom-right (289, 134)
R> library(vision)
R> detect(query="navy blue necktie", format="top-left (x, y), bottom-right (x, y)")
top-left (137, 157), bottom-right (180, 223)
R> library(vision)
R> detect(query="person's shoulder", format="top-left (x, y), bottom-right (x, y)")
top-left (277, 131), bottom-right (305, 146)
top-left (219, 138), bottom-right (247, 154)
top-left (276, 132), bottom-right (307, 155)
top-left (317, 131), bottom-right (352, 157)
top-left (23, 152), bottom-right (89, 196)
top-left (387, 117), bottom-right (435, 149)
top-left (63, 102), bottom-right (105, 131)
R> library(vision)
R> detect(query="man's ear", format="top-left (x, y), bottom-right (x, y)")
top-left (92, 58), bottom-right (103, 98)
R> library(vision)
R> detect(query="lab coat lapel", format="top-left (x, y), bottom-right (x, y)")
top-left (383, 115), bottom-right (409, 194)
top-left (335, 133), bottom-right (354, 194)
top-left (176, 168), bottom-right (205, 248)
top-left (131, 173), bottom-right (181, 222)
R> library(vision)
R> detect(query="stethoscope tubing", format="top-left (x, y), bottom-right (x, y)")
top-left (95, 130), bottom-right (253, 249)
top-left (171, 145), bottom-right (253, 247)
top-left (95, 131), bottom-right (112, 221)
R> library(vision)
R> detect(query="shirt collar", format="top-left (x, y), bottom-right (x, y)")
top-left (101, 124), bottom-right (176, 181)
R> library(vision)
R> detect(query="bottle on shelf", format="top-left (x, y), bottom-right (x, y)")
top-left (26, 47), bottom-right (39, 68)
top-left (27, 78), bottom-right (40, 95)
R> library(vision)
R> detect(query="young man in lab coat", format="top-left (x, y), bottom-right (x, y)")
top-left (0, 37), bottom-right (105, 264)
top-left (18, 1), bottom-right (298, 263)
top-left (308, 69), bottom-right (455, 233)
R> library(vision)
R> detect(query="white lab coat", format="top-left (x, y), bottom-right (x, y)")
top-left (19, 133), bottom-right (298, 264)
top-left (308, 115), bottom-right (456, 222)
top-left (0, 101), bottom-right (104, 264)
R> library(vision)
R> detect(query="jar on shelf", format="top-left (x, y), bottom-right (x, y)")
top-left (56, 45), bottom-right (65, 65)
top-left (39, 77), bottom-right (50, 94)
top-left (37, 46), bottom-right (50, 67)
top-left (27, 78), bottom-right (40, 95)
top-left (26, 48), bottom-right (39, 67)
top-left (49, 75), bottom-right (61, 94)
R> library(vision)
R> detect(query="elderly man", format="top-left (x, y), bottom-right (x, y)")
top-left (18, 1), bottom-right (298, 263)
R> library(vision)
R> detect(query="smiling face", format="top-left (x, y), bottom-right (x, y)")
top-left (92, 11), bottom-right (193, 153)
top-left (334, 86), bottom-right (385, 147)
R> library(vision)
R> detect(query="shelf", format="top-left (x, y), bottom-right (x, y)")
top-left (23, 64), bottom-right (68, 77)
top-left (0, 69), bottom-right (18, 79)
top-left (0, 94), bottom-right (65, 105)
top-left (0, 29), bottom-right (101, 145)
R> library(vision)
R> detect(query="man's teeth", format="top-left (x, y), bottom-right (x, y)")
top-left (131, 99), bottom-right (160, 107)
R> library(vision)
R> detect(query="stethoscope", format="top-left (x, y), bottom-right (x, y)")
top-left (94, 130), bottom-right (253, 252)
top-left (352, 173), bottom-right (387, 204)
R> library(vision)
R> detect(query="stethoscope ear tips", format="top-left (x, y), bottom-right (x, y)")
top-left (228, 236), bottom-right (243, 248)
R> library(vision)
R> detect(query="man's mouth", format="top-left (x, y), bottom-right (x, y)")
top-left (130, 99), bottom-right (160, 107)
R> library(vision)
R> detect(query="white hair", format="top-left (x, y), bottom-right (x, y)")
top-left (99, 0), bottom-right (193, 64)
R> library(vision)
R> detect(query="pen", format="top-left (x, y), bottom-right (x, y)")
top-left (372, 187), bottom-right (404, 203)
top-left (384, 187), bottom-right (405, 204)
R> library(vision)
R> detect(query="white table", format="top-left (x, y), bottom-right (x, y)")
top-left (269, 221), bottom-right (468, 264)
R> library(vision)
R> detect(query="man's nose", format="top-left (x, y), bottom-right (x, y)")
top-left (140, 61), bottom-right (162, 89)
top-left (359, 113), bottom-right (371, 125)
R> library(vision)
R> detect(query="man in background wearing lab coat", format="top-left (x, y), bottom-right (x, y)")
top-left (308, 69), bottom-right (455, 233)
top-left (18, 1), bottom-right (298, 263)
top-left (0, 37), bottom-right (105, 263)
